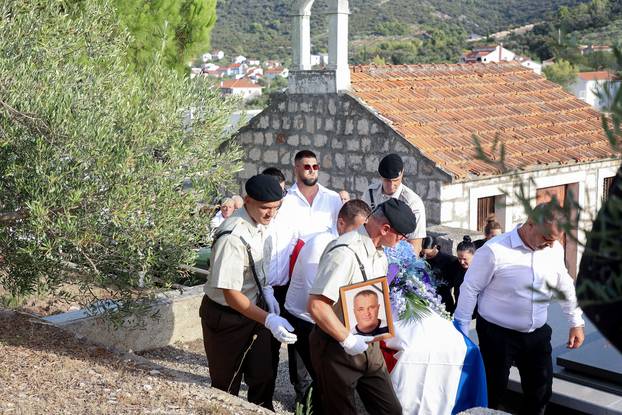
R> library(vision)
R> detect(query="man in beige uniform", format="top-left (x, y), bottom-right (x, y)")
top-left (199, 174), bottom-right (297, 410)
top-left (363, 153), bottom-right (427, 255)
top-left (308, 199), bottom-right (417, 415)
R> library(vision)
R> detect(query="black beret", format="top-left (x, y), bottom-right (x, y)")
top-left (378, 154), bottom-right (404, 179)
top-left (245, 174), bottom-right (283, 202)
top-left (379, 199), bottom-right (417, 236)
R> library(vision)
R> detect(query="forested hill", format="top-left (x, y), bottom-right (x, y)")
top-left (211, 0), bottom-right (589, 63)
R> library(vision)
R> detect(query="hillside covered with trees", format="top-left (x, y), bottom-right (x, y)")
top-left (210, 0), bottom-right (590, 64)
top-left (500, 0), bottom-right (622, 85)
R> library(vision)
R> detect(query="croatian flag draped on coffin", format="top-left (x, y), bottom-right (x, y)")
top-left (382, 241), bottom-right (488, 415)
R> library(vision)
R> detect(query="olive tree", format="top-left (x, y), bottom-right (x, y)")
top-left (0, 0), bottom-right (240, 314)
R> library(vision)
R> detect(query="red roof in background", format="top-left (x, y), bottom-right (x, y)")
top-left (350, 62), bottom-right (616, 180)
top-left (578, 71), bottom-right (616, 81)
top-left (220, 79), bottom-right (262, 89)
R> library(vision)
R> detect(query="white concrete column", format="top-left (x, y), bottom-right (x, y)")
top-left (292, 0), bottom-right (314, 70)
top-left (327, 0), bottom-right (350, 91)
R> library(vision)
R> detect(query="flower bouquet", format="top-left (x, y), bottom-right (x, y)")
top-left (385, 241), bottom-right (450, 321)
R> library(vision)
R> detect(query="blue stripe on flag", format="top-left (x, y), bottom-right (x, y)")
top-left (452, 320), bottom-right (488, 414)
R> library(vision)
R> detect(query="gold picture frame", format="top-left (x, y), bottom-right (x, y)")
top-left (339, 276), bottom-right (394, 342)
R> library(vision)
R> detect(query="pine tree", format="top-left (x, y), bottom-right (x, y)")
top-left (114, 0), bottom-right (217, 74)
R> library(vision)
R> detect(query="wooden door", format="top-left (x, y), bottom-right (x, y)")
top-left (477, 196), bottom-right (496, 232)
top-left (535, 184), bottom-right (578, 278)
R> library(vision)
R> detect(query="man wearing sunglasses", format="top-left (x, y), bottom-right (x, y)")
top-left (362, 153), bottom-right (427, 256)
top-left (266, 149), bottom-right (343, 403)
top-left (307, 198), bottom-right (417, 415)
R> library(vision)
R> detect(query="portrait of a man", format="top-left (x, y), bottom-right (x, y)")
top-left (352, 289), bottom-right (389, 336)
top-left (340, 277), bottom-right (394, 341)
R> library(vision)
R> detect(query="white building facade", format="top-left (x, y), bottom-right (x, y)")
top-left (571, 71), bottom-right (620, 111)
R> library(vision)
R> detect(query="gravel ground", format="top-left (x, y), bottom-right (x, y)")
top-left (0, 307), bottom-right (504, 415)
top-left (139, 339), bottom-right (296, 414)
top-left (0, 309), bottom-right (273, 415)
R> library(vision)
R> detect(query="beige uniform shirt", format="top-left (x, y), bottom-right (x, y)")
top-left (204, 207), bottom-right (267, 307)
top-left (362, 182), bottom-right (427, 240)
top-left (310, 226), bottom-right (388, 323)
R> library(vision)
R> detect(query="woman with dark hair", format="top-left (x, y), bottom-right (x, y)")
top-left (450, 236), bottom-right (477, 311)
top-left (474, 217), bottom-right (503, 249)
top-left (421, 236), bottom-right (460, 314)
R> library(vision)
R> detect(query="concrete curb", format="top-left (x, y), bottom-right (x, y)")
top-left (43, 285), bottom-right (205, 352)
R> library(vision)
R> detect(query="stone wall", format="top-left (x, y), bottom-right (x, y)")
top-left (235, 92), bottom-right (451, 224)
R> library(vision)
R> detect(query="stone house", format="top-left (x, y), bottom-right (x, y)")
top-left (231, 0), bottom-right (620, 275)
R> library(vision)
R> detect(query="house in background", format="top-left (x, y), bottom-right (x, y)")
top-left (232, 1), bottom-right (619, 276)
top-left (264, 67), bottom-right (289, 80)
top-left (571, 71), bottom-right (620, 111)
top-left (220, 79), bottom-right (263, 101)
top-left (234, 55), bottom-right (247, 64)
top-left (579, 45), bottom-right (613, 55)
top-left (513, 54), bottom-right (542, 75)
top-left (201, 63), bottom-right (219, 71)
top-left (461, 44), bottom-right (542, 74)
top-left (211, 50), bottom-right (225, 60)
top-left (461, 44), bottom-right (516, 63)
top-left (244, 66), bottom-right (264, 81)
top-left (223, 63), bottom-right (248, 77)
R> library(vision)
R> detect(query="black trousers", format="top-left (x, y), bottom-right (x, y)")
top-left (270, 284), bottom-right (312, 404)
top-left (476, 316), bottom-right (553, 415)
top-left (199, 295), bottom-right (275, 411)
top-left (286, 312), bottom-right (324, 414)
top-left (309, 326), bottom-right (402, 415)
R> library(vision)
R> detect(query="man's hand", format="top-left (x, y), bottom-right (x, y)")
top-left (340, 333), bottom-right (374, 356)
top-left (262, 286), bottom-right (280, 315)
top-left (265, 313), bottom-right (297, 344)
top-left (567, 326), bottom-right (585, 349)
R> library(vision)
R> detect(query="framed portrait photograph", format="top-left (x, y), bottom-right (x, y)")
top-left (339, 277), bottom-right (394, 342)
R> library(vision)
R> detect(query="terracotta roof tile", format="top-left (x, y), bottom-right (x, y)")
top-left (220, 79), bottom-right (262, 89)
top-left (578, 71), bottom-right (616, 81)
top-left (350, 63), bottom-right (617, 179)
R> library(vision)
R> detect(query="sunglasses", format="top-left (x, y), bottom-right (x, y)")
top-left (302, 163), bottom-right (320, 171)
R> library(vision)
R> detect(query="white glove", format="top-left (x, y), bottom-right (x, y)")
top-left (262, 286), bottom-right (280, 315)
top-left (265, 313), bottom-right (297, 344)
top-left (454, 319), bottom-right (470, 336)
top-left (339, 333), bottom-right (374, 356)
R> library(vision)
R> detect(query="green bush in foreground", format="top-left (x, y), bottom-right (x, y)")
top-left (0, 0), bottom-right (240, 315)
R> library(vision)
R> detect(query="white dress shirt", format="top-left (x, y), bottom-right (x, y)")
top-left (454, 225), bottom-right (584, 333)
top-left (285, 231), bottom-right (337, 323)
top-left (362, 182), bottom-right (427, 240)
top-left (266, 182), bottom-right (342, 287)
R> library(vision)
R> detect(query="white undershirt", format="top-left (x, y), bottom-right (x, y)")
top-left (285, 231), bottom-right (337, 323)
